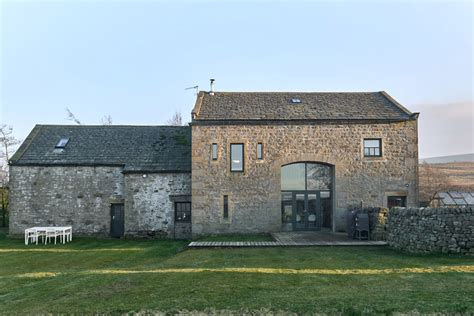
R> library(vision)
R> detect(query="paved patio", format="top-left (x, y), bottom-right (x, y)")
top-left (188, 231), bottom-right (387, 248)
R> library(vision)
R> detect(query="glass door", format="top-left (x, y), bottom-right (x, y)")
top-left (307, 193), bottom-right (319, 230)
top-left (320, 191), bottom-right (332, 229)
top-left (294, 193), bottom-right (306, 230)
top-left (292, 192), bottom-right (320, 231)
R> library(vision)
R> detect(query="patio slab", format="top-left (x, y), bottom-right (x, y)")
top-left (188, 232), bottom-right (387, 248)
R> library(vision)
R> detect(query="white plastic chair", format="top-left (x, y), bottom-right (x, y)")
top-left (25, 229), bottom-right (38, 245)
top-left (64, 228), bottom-right (72, 243)
top-left (45, 229), bottom-right (58, 245)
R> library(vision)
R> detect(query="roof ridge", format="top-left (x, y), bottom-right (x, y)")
top-left (198, 91), bottom-right (379, 94)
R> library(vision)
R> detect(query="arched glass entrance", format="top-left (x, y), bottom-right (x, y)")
top-left (281, 162), bottom-right (333, 231)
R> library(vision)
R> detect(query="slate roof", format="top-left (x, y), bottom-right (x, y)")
top-left (10, 125), bottom-right (191, 173)
top-left (192, 91), bottom-right (417, 122)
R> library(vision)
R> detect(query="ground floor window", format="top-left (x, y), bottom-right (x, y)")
top-left (387, 196), bottom-right (406, 208)
top-left (223, 195), bottom-right (229, 219)
top-left (175, 202), bottom-right (191, 222)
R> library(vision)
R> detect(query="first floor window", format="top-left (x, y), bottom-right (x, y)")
top-left (230, 143), bottom-right (244, 172)
top-left (211, 143), bottom-right (218, 160)
top-left (364, 138), bottom-right (382, 157)
top-left (257, 143), bottom-right (263, 160)
top-left (175, 202), bottom-right (191, 222)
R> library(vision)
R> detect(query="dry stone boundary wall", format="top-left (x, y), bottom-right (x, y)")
top-left (387, 207), bottom-right (474, 254)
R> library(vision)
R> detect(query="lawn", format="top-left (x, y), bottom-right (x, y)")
top-left (0, 233), bottom-right (473, 314)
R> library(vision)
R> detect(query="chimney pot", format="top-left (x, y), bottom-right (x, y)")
top-left (209, 79), bottom-right (215, 95)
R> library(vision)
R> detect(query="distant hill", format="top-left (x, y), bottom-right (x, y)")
top-left (419, 161), bottom-right (474, 203)
top-left (420, 153), bottom-right (474, 164)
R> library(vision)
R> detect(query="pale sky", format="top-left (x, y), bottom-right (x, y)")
top-left (1, 0), bottom-right (472, 158)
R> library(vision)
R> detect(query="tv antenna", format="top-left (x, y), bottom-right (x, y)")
top-left (185, 85), bottom-right (199, 95)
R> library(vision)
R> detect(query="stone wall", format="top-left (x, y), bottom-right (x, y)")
top-left (124, 173), bottom-right (191, 238)
top-left (9, 166), bottom-right (124, 235)
top-left (192, 121), bottom-right (418, 236)
top-left (387, 207), bottom-right (474, 254)
top-left (9, 166), bottom-right (192, 238)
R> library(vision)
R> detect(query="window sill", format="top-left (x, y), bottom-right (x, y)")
top-left (363, 156), bottom-right (386, 162)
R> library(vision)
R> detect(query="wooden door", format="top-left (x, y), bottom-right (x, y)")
top-left (110, 204), bottom-right (124, 238)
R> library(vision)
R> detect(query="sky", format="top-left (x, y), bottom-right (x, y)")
top-left (0, 0), bottom-right (472, 159)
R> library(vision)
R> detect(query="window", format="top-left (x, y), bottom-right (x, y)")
top-left (223, 195), bottom-right (229, 219)
top-left (230, 143), bottom-right (244, 172)
top-left (211, 143), bottom-right (218, 160)
top-left (281, 162), bottom-right (332, 191)
top-left (257, 143), bottom-right (263, 160)
top-left (387, 196), bottom-right (406, 208)
top-left (364, 138), bottom-right (382, 157)
top-left (55, 137), bottom-right (70, 148)
top-left (290, 98), bottom-right (302, 104)
top-left (175, 202), bottom-right (191, 222)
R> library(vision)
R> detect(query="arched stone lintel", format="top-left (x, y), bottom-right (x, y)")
top-left (273, 153), bottom-right (340, 171)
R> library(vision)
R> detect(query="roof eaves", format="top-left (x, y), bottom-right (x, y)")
top-left (191, 118), bottom-right (413, 125)
top-left (122, 168), bottom-right (191, 174)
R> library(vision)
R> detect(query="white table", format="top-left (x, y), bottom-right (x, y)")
top-left (25, 226), bottom-right (72, 245)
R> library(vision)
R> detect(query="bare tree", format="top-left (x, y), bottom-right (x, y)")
top-left (101, 115), bottom-right (113, 125)
top-left (0, 124), bottom-right (21, 163)
top-left (0, 124), bottom-right (21, 227)
top-left (167, 111), bottom-right (183, 126)
top-left (66, 107), bottom-right (81, 125)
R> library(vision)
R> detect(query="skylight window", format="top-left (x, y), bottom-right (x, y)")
top-left (55, 137), bottom-right (70, 148)
top-left (290, 98), bottom-right (302, 104)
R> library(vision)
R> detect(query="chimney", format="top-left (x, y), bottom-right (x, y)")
top-left (209, 79), bottom-right (215, 95)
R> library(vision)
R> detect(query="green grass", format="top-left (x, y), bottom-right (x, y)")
top-left (197, 234), bottom-right (274, 242)
top-left (0, 232), bottom-right (473, 314)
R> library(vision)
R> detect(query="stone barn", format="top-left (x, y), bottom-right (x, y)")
top-left (9, 90), bottom-right (419, 238)
top-left (9, 125), bottom-right (192, 238)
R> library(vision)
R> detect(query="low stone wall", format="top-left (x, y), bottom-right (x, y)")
top-left (387, 207), bottom-right (474, 254)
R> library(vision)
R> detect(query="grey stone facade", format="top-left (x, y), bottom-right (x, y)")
top-left (387, 207), bottom-right (474, 254)
top-left (192, 121), bottom-right (419, 236)
top-left (9, 166), bottom-right (191, 238)
top-left (9, 166), bottom-right (124, 235)
top-left (124, 173), bottom-right (191, 238)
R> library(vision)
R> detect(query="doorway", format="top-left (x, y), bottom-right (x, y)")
top-left (282, 191), bottom-right (332, 231)
top-left (281, 162), bottom-right (334, 231)
top-left (110, 203), bottom-right (124, 238)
